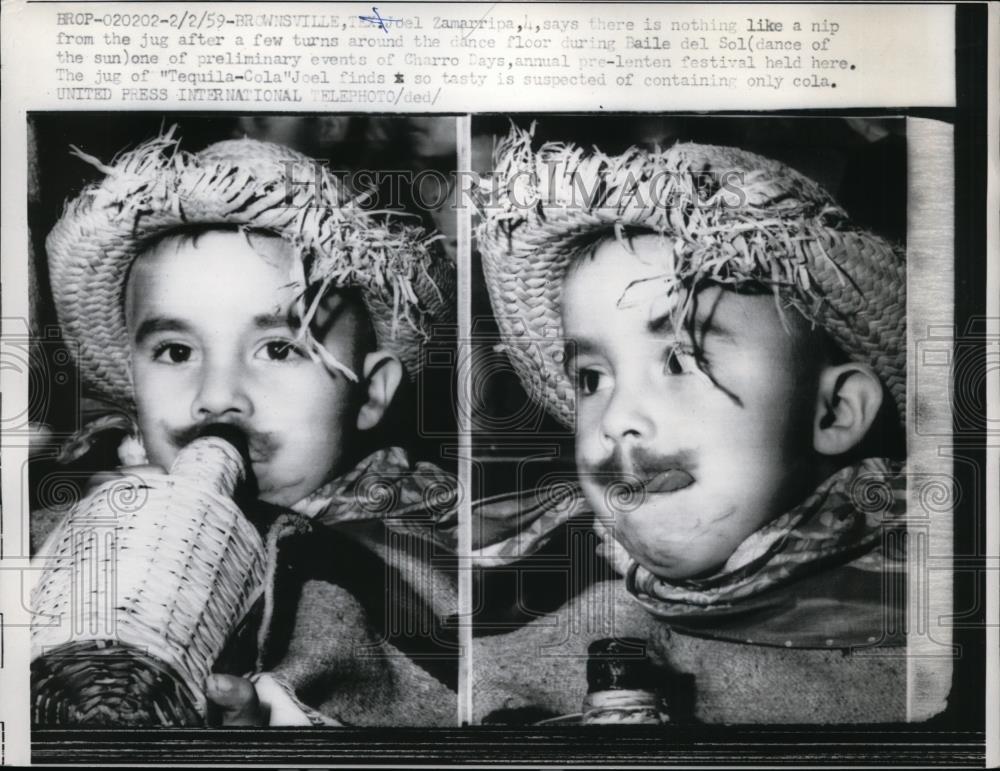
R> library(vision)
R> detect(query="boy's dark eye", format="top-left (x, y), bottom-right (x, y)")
top-left (265, 341), bottom-right (300, 361)
top-left (154, 343), bottom-right (192, 364)
top-left (663, 346), bottom-right (688, 376)
top-left (577, 369), bottom-right (602, 396)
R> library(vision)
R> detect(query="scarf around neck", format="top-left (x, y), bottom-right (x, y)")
top-left (245, 446), bottom-right (459, 674)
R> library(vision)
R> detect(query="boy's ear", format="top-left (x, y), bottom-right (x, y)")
top-left (356, 350), bottom-right (403, 432)
top-left (813, 362), bottom-right (884, 456)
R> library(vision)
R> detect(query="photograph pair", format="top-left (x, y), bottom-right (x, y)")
top-left (27, 112), bottom-right (926, 730)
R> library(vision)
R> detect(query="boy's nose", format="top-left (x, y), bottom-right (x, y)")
top-left (599, 383), bottom-right (655, 447)
top-left (191, 361), bottom-right (252, 421)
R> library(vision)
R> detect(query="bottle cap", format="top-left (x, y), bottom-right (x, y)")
top-left (586, 637), bottom-right (654, 693)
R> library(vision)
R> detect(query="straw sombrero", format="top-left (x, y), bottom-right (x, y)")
top-left (476, 124), bottom-right (905, 428)
top-left (47, 126), bottom-right (455, 409)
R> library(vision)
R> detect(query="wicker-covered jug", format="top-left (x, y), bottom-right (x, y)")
top-left (31, 427), bottom-right (267, 726)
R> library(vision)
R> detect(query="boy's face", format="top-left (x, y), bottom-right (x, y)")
top-left (125, 230), bottom-right (367, 506)
top-left (562, 235), bottom-right (820, 580)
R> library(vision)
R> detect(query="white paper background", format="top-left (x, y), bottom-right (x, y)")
top-left (1, 1), bottom-right (992, 766)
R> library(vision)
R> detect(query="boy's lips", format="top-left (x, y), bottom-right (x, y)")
top-left (589, 447), bottom-right (697, 499)
top-left (642, 468), bottom-right (695, 494)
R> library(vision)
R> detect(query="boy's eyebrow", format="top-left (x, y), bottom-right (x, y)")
top-left (253, 311), bottom-right (301, 331)
top-left (648, 310), bottom-right (735, 343)
top-left (133, 312), bottom-right (302, 345)
top-left (132, 317), bottom-right (190, 345)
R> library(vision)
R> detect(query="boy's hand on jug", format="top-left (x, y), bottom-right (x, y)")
top-left (205, 674), bottom-right (320, 726)
top-left (205, 674), bottom-right (265, 726)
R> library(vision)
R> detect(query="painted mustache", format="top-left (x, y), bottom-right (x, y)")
top-left (169, 422), bottom-right (279, 464)
top-left (587, 446), bottom-right (696, 495)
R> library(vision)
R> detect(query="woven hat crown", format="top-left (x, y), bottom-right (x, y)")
top-left (46, 128), bottom-right (455, 408)
top-left (476, 125), bottom-right (906, 428)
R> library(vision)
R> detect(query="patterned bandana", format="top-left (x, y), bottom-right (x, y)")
top-left (291, 446), bottom-right (458, 539)
top-left (473, 458), bottom-right (907, 648)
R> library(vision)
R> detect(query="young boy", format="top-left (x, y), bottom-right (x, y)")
top-left (32, 128), bottom-right (458, 726)
top-left (473, 125), bottom-right (907, 723)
